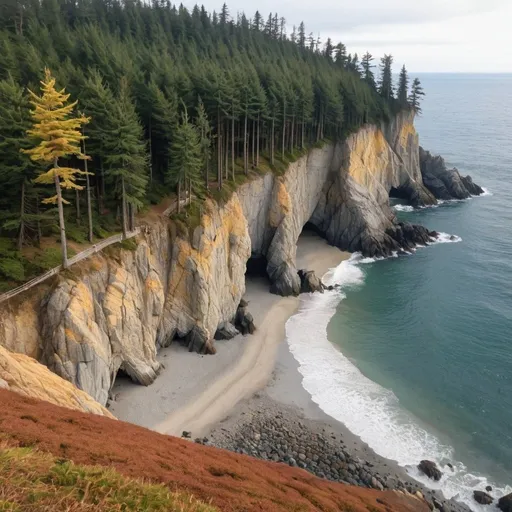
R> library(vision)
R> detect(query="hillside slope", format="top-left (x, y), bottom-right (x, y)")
top-left (0, 389), bottom-right (429, 512)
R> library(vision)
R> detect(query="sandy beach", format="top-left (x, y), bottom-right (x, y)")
top-left (110, 231), bottom-right (348, 436)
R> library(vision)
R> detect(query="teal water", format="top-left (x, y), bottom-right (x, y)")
top-left (287, 74), bottom-right (512, 509)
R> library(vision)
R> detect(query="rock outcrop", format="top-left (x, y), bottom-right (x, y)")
top-left (473, 491), bottom-right (493, 505)
top-left (418, 460), bottom-right (442, 481)
top-left (420, 147), bottom-right (484, 200)
top-left (499, 493), bottom-right (512, 512)
top-left (298, 269), bottom-right (325, 293)
top-left (0, 345), bottom-right (113, 417)
top-left (0, 111), bottom-right (472, 406)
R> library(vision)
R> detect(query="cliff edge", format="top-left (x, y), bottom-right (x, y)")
top-left (0, 112), bottom-right (482, 406)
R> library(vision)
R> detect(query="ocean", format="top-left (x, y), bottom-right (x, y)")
top-left (286, 74), bottom-right (512, 510)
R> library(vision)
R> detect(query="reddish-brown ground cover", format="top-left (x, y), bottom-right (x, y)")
top-left (0, 389), bottom-right (428, 512)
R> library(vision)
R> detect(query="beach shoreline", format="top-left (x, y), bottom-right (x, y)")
top-left (109, 231), bottom-right (348, 436)
top-left (110, 230), bottom-right (469, 512)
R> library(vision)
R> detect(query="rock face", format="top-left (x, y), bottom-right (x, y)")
top-left (473, 491), bottom-right (493, 505)
top-left (419, 147), bottom-right (484, 200)
top-left (0, 345), bottom-right (113, 417)
top-left (0, 111), bottom-right (464, 406)
top-left (499, 493), bottom-right (512, 512)
top-left (418, 460), bottom-right (442, 481)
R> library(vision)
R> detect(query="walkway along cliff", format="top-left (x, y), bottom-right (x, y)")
top-left (0, 112), bottom-right (483, 406)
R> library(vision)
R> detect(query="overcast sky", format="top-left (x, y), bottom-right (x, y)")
top-left (182, 0), bottom-right (512, 73)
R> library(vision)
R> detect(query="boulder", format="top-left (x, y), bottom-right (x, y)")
top-left (297, 269), bottom-right (325, 294)
top-left (235, 300), bottom-right (256, 335)
top-left (418, 460), bottom-right (442, 481)
top-left (214, 322), bottom-right (240, 340)
top-left (473, 491), bottom-right (493, 505)
top-left (499, 493), bottom-right (512, 512)
top-left (486, 486), bottom-right (492, 492)
top-left (186, 326), bottom-right (216, 355)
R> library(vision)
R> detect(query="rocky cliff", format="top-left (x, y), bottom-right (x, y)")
top-left (0, 345), bottom-right (113, 417)
top-left (420, 147), bottom-right (484, 199)
top-left (0, 112), bottom-right (477, 406)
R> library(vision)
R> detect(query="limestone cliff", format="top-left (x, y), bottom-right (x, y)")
top-left (0, 112), bottom-right (463, 405)
top-left (0, 345), bottom-right (113, 417)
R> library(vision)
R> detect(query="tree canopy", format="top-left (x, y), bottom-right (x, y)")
top-left (0, 0), bottom-right (425, 285)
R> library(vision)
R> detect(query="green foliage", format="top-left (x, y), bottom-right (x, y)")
top-left (36, 247), bottom-right (63, 271)
top-left (397, 65), bottom-right (409, 107)
top-left (0, 0), bottom-right (412, 275)
top-left (0, 447), bottom-right (217, 512)
top-left (409, 77), bottom-right (425, 114)
top-left (0, 257), bottom-right (24, 282)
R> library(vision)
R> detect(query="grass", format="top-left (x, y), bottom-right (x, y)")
top-left (0, 446), bottom-right (218, 512)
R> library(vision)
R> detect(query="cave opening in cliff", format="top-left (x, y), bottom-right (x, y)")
top-left (301, 222), bottom-right (326, 239)
top-left (389, 186), bottom-right (411, 202)
top-left (245, 254), bottom-right (270, 280)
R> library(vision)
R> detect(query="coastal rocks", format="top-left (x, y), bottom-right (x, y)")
top-left (234, 299), bottom-right (256, 335)
top-left (473, 491), bottom-right (493, 505)
top-left (419, 147), bottom-right (484, 200)
top-left (498, 493), bottom-right (512, 512)
top-left (298, 269), bottom-right (325, 294)
top-left (214, 322), bottom-right (239, 340)
top-left (0, 345), bottom-right (114, 418)
top-left (418, 460), bottom-right (443, 481)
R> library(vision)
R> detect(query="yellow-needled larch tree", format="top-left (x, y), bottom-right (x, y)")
top-left (23, 68), bottom-right (89, 268)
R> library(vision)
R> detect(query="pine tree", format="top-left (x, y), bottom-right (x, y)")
top-left (334, 43), bottom-right (347, 68)
top-left (0, 76), bottom-right (34, 250)
top-left (397, 65), bottom-right (409, 107)
top-left (378, 54), bottom-right (394, 100)
top-left (298, 22), bottom-right (306, 49)
top-left (167, 106), bottom-right (202, 213)
top-left (409, 78), bottom-right (425, 114)
top-left (23, 68), bottom-right (89, 267)
top-left (361, 52), bottom-right (376, 89)
top-left (324, 38), bottom-right (333, 60)
top-left (103, 78), bottom-right (148, 238)
top-left (220, 3), bottom-right (229, 25)
top-left (195, 97), bottom-right (212, 188)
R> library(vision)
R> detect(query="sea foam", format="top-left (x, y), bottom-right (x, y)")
top-left (285, 252), bottom-right (510, 511)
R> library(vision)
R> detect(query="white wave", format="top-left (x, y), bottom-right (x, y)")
top-left (393, 204), bottom-right (415, 212)
top-left (480, 187), bottom-right (493, 197)
top-left (286, 254), bottom-right (511, 511)
top-left (434, 232), bottom-right (462, 244)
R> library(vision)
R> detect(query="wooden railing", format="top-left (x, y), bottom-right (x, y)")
top-left (0, 228), bottom-right (140, 305)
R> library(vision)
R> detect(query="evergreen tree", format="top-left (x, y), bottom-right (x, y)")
top-left (409, 77), bottom-right (425, 114)
top-left (23, 68), bottom-right (89, 267)
top-left (298, 22), bottom-right (306, 49)
top-left (0, 76), bottom-right (35, 250)
top-left (167, 106), bottom-right (202, 213)
top-left (220, 3), bottom-right (229, 25)
top-left (103, 78), bottom-right (148, 237)
top-left (195, 97), bottom-right (211, 188)
top-left (397, 65), bottom-right (409, 107)
top-left (324, 38), bottom-right (333, 60)
top-left (361, 52), bottom-right (376, 89)
top-left (334, 43), bottom-right (347, 68)
top-left (378, 54), bottom-right (394, 100)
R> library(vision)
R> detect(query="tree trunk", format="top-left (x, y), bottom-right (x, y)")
top-left (231, 115), bottom-right (235, 181)
top-left (177, 178), bottom-right (181, 214)
top-left (54, 165), bottom-right (68, 268)
top-left (217, 109), bottom-right (222, 189)
top-left (281, 101), bottom-right (286, 159)
top-left (244, 113), bottom-right (248, 175)
top-left (100, 157), bottom-right (105, 212)
top-left (75, 189), bottom-right (81, 226)
top-left (271, 118), bottom-right (275, 165)
top-left (290, 114), bottom-right (295, 152)
top-left (301, 112), bottom-right (305, 149)
top-left (83, 140), bottom-right (93, 243)
top-left (35, 192), bottom-right (41, 247)
top-left (148, 117), bottom-right (153, 185)
top-left (225, 119), bottom-right (229, 181)
top-left (18, 180), bottom-right (25, 251)
top-left (256, 114), bottom-right (260, 167)
top-left (251, 119), bottom-right (255, 167)
top-left (121, 175), bottom-right (127, 239)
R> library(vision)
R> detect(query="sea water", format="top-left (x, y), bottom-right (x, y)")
top-left (286, 74), bottom-right (512, 510)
